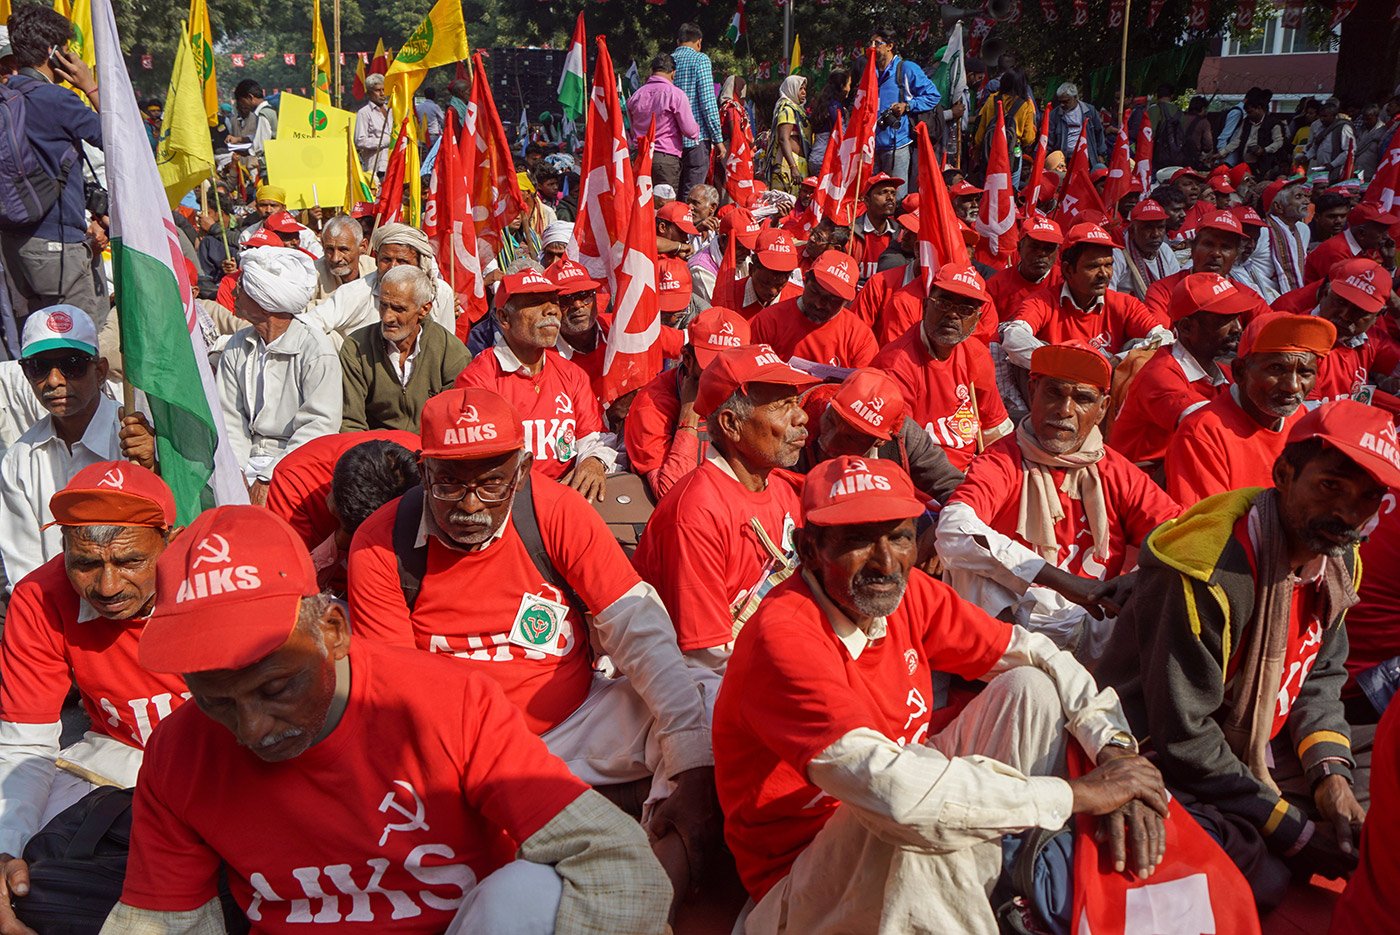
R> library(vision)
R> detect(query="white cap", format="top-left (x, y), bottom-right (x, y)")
top-left (653, 184), bottom-right (678, 202)
top-left (541, 220), bottom-right (574, 248)
top-left (21, 305), bottom-right (97, 358)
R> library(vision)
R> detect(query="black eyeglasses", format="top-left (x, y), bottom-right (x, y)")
top-left (20, 353), bottom-right (94, 381)
top-left (428, 460), bottom-right (523, 506)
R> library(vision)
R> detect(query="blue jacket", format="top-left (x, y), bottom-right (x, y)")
top-left (1047, 102), bottom-right (1108, 169)
top-left (874, 56), bottom-right (940, 152)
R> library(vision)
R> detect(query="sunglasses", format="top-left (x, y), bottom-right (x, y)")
top-left (20, 353), bottom-right (94, 381)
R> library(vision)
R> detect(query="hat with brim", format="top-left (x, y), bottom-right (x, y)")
top-left (1288, 399), bottom-right (1400, 491)
top-left (803, 455), bottom-right (926, 526)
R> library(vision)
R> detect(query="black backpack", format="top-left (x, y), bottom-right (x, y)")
top-left (983, 94), bottom-right (1028, 164)
top-left (0, 76), bottom-right (78, 230)
top-left (1150, 101), bottom-right (1187, 168)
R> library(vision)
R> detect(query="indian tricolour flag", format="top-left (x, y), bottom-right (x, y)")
top-left (93, 0), bottom-right (246, 522)
top-left (557, 12), bottom-right (586, 124)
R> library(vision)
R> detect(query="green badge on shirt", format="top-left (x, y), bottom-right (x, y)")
top-left (507, 592), bottom-right (573, 657)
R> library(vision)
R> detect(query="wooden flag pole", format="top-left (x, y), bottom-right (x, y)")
top-left (333, 0), bottom-right (342, 109)
top-left (1116, 0), bottom-right (1133, 129)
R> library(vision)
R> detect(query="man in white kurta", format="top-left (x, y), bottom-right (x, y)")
top-left (1245, 178), bottom-right (1311, 301)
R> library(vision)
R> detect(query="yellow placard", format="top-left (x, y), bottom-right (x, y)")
top-left (264, 136), bottom-right (350, 209)
top-left (276, 93), bottom-right (355, 142)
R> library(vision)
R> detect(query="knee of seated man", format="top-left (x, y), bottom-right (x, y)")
top-left (984, 666), bottom-right (1061, 716)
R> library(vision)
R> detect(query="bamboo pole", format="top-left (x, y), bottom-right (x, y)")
top-left (1116, 0), bottom-right (1133, 130)
top-left (333, 0), bottom-right (342, 109)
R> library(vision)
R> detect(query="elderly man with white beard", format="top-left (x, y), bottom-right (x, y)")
top-left (218, 247), bottom-right (342, 505)
top-left (310, 215), bottom-right (375, 307)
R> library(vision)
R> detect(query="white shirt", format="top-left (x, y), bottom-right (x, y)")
top-left (355, 102), bottom-right (394, 175)
top-left (386, 330), bottom-right (425, 386)
top-left (303, 271), bottom-right (457, 348)
top-left (0, 361), bottom-right (49, 451)
top-left (1110, 241), bottom-right (1181, 297)
top-left (217, 318), bottom-right (343, 482)
top-left (1247, 217), bottom-right (1311, 300)
top-left (0, 396), bottom-right (122, 588)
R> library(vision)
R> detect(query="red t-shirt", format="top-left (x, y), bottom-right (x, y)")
top-left (0, 558), bottom-right (191, 749)
top-left (872, 279), bottom-right (998, 348)
top-left (750, 298), bottom-right (879, 368)
top-left (1343, 496), bottom-right (1400, 696)
top-left (1016, 285), bottom-right (1162, 353)
top-left (1164, 393), bottom-right (1304, 506)
top-left (947, 435), bottom-right (1180, 581)
top-left (266, 430), bottom-right (420, 548)
top-left (347, 478), bottom-right (638, 734)
top-left (1330, 694), bottom-right (1400, 929)
top-left (713, 571), bottom-right (1012, 901)
top-left (870, 324), bottom-right (1010, 471)
top-left (1312, 338), bottom-right (1400, 402)
top-left (989, 264), bottom-right (1063, 322)
top-left (1303, 232), bottom-right (1363, 285)
top-left (555, 311), bottom-right (614, 403)
top-left (849, 265), bottom-right (914, 328)
top-left (632, 461), bottom-right (803, 652)
top-left (1144, 269), bottom-right (1270, 326)
top-left (119, 640), bottom-right (587, 928)
top-left (623, 368), bottom-right (707, 491)
top-left (1271, 281), bottom-right (1322, 313)
top-left (851, 225), bottom-right (896, 283)
top-left (1110, 345), bottom-right (1229, 463)
top-left (455, 347), bottom-right (606, 481)
top-left (735, 278), bottom-right (803, 320)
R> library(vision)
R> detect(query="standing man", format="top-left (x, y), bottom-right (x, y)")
top-left (0, 5), bottom-right (103, 327)
top-left (1049, 83), bottom-right (1108, 169)
top-left (671, 23), bottom-right (724, 200)
top-left (626, 54), bottom-right (700, 195)
top-left (870, 24), bottom-right (940, 198)
top-left (225, 78), bottom-right (277, 162)
top-left (355, 74), bottom-right (394, 178)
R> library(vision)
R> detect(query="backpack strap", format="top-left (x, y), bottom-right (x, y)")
top-left (513, 473), bottom-right (587, 620)
top-left (66, 788), bottom-right (134, 860)
top-left (393, 486), bottom-right (428, 611)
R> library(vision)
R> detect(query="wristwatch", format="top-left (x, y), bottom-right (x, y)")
top-left (1104, 731), bottom-right (1139, 755)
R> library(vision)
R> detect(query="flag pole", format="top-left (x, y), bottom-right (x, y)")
top-left (1116, 0), bottom-right (1132, 128)
top-left (333, 0), bottom-right (342, 109)
top-left (210, 166), bottom-right (232, 260)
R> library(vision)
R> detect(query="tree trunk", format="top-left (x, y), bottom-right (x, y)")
top-left (1333, 0), bottom-right (1400, 107)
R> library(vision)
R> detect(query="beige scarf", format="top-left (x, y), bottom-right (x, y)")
top-left (1220, 489), bottom-right (1358, 791)
top-left (1015, 419), bottom-right (1111, 564)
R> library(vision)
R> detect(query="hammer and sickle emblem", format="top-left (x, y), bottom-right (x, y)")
top-left (457, 405), bottom-right (479, 424)
top-left (845, 458), bottom-right (869, 473)
top-left (97, 467), bottom-right (125, 489)
top-left (377, 780), bottom-right (430, 847)
top-left (191, 534), bottom-right (231, 568)
top-left (554, 393), bottom-right (574, 415)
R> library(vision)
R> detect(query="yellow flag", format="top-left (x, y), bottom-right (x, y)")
top-left (277, 92), bottom-right (355, 142)
top-left (790, 35), bottom-right (801, 74)
top-left (186, 0), bottom-right (218, 127)
top-left (51, 0), bottom-right (68, 17)
top-left (385, 0), bottom-right (469, 79)
top-left (65, 0), bottom-right (94, 68)
top-left (156, 20), bottom-right (216, 208)
top-left (264, 136), bottom-right (349, 209)
top-left (0, 2), bottom-right (10, 26)
top-left (311, 0), bottom-right (332, 110)
top-left (344, 122), bottom-right (374, 208)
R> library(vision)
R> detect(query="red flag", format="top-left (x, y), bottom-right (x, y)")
top-left (1342, 133), bottom-right (1356, 181)
top-left (1234, 0), bottom-right (1256, 31)
top-left (1134, 122), bottom-right (1155, 195)
top-left (1107, 0), bottom-right (1126, 29)
top-left (1364, 136), bottom-right (1400, 212)
top-left (1055, 131), bottom-right (1106, 226)
top-left (351, 55), bottom-right (367, 99)
top-left (714, 231), bottom-right (742, 311)
top-left (1188, 0), bottom-right (1209, 30)
top-left (370, 39), bottom-right (390, 75)
top-left (975, 99), bottom-right (1016, 260)
top-left (1330, 0), bottom-right (1357, 28)
top-left (1022, 104), bottom-right (1053, 208)
top-left (601, 118), bottom-right (663, 403)
top-left (1039, 0), bottom-right (1059, 22)
top-left (574, 37), bottom-right (635, 285)
top-left (1072, 0), bottom-right (1089, 27)
top-left (1282, 0), bottom-right (1304, 29)
top-left (464, 51), bottom-right (525, 255)
top-left (724, 101), bottom-right (757, 208)
top-left (1147, 0), bottom-right (1167, 26)
top-left (1101, 118), bottom-right (1133, 219)
top-left (374, 117), bottom-right (412, 227)
top-left (424, 109), bottom-right (488, 332)
top-left (811, 47), bottom-right (879, 234)
top-left (455, 59), bottom-right (469, 84)
top-left (915, 122), bottom-right (970, 292)
top-left (795, 109), bottom-right (844, 237)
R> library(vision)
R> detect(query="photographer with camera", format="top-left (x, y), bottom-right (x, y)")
top-left (0, 5), bottom-right (105, 332)
top-left (870, 24), bottom-right (940, 200)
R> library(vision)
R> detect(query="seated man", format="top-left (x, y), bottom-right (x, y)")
top-left (218, 246), bottom-right (342, 503)
top-left (986, 215), bottom-right (1064, 324)
top-left (795, 367), bottom-right (963, 504)
top-left (1246, 177), bottom-right (1311, 301)
top-left (716, 455), bottom-right (1169, 934)
top-left (938, 343), bottom-right (1179, 660)
top-left (1100, 400), bottom-right (1396, 909)
top-left (339, 265), bottom-right (471, 433)
top-left (691, 209), bottom-right (761, 304)
top-left (633, 345), bottom-right (816, 668)
top-left (235, 186), bottom-right (322, 256)
top-left (1144, 209), bottom-right (1271, 323)
top-left (871, 264), bottom-right (1013, 472)
top-left (311, 214), bottom-right (375, 306)
top-left (849, 173), bottom-right (901, 283)
top-left (750, 250), bottom-right (877, 368)
top-left (103, 505), bottom-right (671, 932)
top-left (1000, 222), bottom-right (1171, 369)
top-left (0, 465), bottom-right (183, 882)
top-left (1111, 272), bottom-right (1248, 466)
top-left (1305, 257), bottom-right (1398, 402)
top-left (455, 267), bottom-right (616, 500)
top-left (549, 258), bottom-right (610, 400)
top-left (1304, 201), bottom-right (1398, 285)
top-left (624, 307), bottom-right (750, 499)
top-left (0, 307), bottom-right (154, 587)
top-left (849, 214), bottom-right (921, 329)
top-left (1110, 199), bottom-right (1180, 299)
top-left (1165, 313), bottom-right (1333, 505)
top-left (304, 223), bottom-right (458, 346)
top-left (734, 228), bottom-right (802, 320)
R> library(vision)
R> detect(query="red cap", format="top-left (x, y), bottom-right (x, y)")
top-left (242, 227), bottom-right (282, 249)
top-left (1238, 312), bottom-right (1336, 358)
top-left (687, 306), bottom-right (750, 367)
top-left (1228, 163), bottom-right (1253, 188)
top-left (695, 344), bottom-right (820, 418)
top-left (720, 209), bottom-right (763, 249)
top-left (1233, 205), bottom-right (1266, 230)
top-left (803, 455), bottom-right (926, 526)
top-left (800, 176), bottom-right (819, 191)
top-left (419, 387), bottom-right (526, 460)
top-left (1208, 176), bottom-right (1235, 194)
top-left (900, 193), bottom-right (921, 214)
top-left (1260, 176), bottom-right (1305, 214)
top-left (1130, 199), bottom-right (1168, 222)
top-left (1030, 341), bottom-right (1112, 390)
top-left (950, 180), bottom-right (983, 197)
top-left (930, 263), bottom-right (988, 303)
top-left (1198, 210), bottom-right (1244, 237)
top-left (1289, 399), bottom-right (1400, 490)
top-left (658, 201), bottom-right (700, 236)
top-left (499, 267), bottom-right (560, 303)
top-left (1168, 272), bottom-right (1258, 322)
top-left (1208, 164), bottom-right (1231, 178)
top-left (1171, 168), bottom-right (1207, 184)
top-left (349, 201), bottom-right (377, 218)
top-left (47, 461), bottom-right (176, 529)
top-left (1021, 215), bottom-right (1064, 244)
top-left (809, 249), bottom-right (859, 301)
top-left (895, 212), bottom-right (920, 234)
top-left (831, 368), bottom-right (906, 441)
top-left (1328, 257), bottom-right (1390, 314)
top-left (755, 227), bottom-right (800, 272)
top-left (1063, 222), bottom-right (1115, 248)
top-left (546, 258), bottom-right (601, 295)
top-left (1037, 172), bottom-right (1062, 197)
top-left (1089, 167), bottom-right (1109, 184)
top-left (657, 256), bottom-right (694, 312)
top-left (140, 506), bottom-right (318, 674)
top-left (862, 172), bottom-right (900, 196)
top-left (1347, 202), bottom-right (1400, 229)
top-left (262, 210), bottom-right (301, 234)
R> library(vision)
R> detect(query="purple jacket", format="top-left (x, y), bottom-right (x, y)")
top-left (627, 75), bottom-right (701, 157)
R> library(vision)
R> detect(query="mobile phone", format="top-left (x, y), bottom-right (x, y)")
top-left (47, 45), bottom-right (62, 69)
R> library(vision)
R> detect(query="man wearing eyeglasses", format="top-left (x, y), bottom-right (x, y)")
top-left (348, 387), bottom-right (716, 916)
top-left (0, 306), bottom-right (154, 589)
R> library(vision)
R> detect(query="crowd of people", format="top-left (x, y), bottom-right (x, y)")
top-left (0, 3), bottom-right (1399, 932)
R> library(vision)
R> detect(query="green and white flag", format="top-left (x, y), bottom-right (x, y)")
top-left (557, 12), bottom-right (586, 124)
top-left (94, 0), bottom-right (247, 522)
top-left (931, 21), bottom-right (968, 109)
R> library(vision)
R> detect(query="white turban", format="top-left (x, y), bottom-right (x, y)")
top-left (370, 222), bottom-right (440, 278)
top-left (541, 220), bottom-right (574, 247)
top-left (240, 246), bottom-right (316, 315)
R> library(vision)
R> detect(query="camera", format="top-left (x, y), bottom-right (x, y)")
top-left (878, 107), bottom-right (904, 130)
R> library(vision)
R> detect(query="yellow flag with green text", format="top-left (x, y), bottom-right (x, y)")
top-left (384, 0), bottom-right (468, 80)
top-left (64, 0), bottom-right (94, 68)
top-left (186, 0), bottom-right (218, 126)
top-left (156, 21), bottom-right (216, 208)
